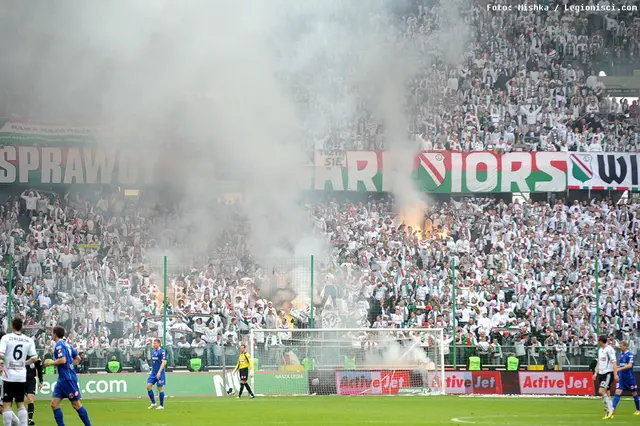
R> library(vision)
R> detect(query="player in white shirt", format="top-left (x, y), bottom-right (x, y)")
top-left (594, 335), bottom-right (617, 420)
top-left (0, 333), bottom-right (19, 426)
top-left (0, 319), bottom-right (38, 426)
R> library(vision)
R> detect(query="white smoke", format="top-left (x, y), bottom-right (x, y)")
top-left (1, 0), bottom-right (470, 297)
top-left (363, 331), bottom-right (436, 367)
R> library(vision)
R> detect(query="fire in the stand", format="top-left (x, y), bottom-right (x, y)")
top-left (398, 200), bottom-right (429, 234)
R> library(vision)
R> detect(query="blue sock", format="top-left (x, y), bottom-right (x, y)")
top-left (53, 408), bottom-right (65, 426)
top-left (613, 394), bottom-right (621, 410)
top-left (148, 390), bottom-right (156, 404)
top-left (634, 395), bottom-right (640, 410)
top-left (159, 392), bottom-right (165, 406)
top-left (76, 406), bottom-right (92, 426)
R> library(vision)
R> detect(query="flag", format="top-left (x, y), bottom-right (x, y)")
top-left (417, 152), bottom-right (446, 191)
top-left (570, 154), bottom-right (593, 183)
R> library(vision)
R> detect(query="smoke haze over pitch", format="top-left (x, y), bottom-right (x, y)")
top-left (0, 0), bottom-right (469, 259)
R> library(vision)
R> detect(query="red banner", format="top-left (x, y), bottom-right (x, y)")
top-left (443, 371), bottom-right (502, 394)
top-left (519, 372), bottom-right (594, 395)
top-left (336, 371), bottom-right (410, 395)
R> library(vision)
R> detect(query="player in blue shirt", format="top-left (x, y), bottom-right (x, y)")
top-left (612, 341), bottom-right (640, 416)
top-left (146, 338), bottom-right (167, 410)
top-left (43, 326), bottom-right (93, 426)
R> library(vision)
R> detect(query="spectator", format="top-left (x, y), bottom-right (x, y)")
top-left (188, 352), bottom-right (203, 372)
top-left (133, 352), bottom-right (150, 374)
top-left (106, 356), bottom-right (121, 374)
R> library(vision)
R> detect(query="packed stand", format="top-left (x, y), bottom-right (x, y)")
top-left (306, 0), bottom-right (640, 153)
top-left (1, 186), bottom-right (639, 372)
top-left (308, 195), bottom-right (640, 369)
top-left (0, 188), bottom-right (322, 371)
top-left (1, 1), bottom-right (640, 373)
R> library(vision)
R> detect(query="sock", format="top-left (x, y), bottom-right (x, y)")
top-left (76, 406), bottom-right (92, 426)
top-left (17, 408), bottom-right (26, 426)
top-left (27, 404), bottom-right (34, 421)
top-left (159, 392), bottom-right (165, 407)
top-left (605, 395), bottom-right (613, 412)
top-left (148, 390), bottom-right (156, 404)
top-left (634, 395), bottom-right (640, 410)
top-left (613, 394), bottom-right (621, 410)
top-left (53, 408), bottom-right (65, 426)
top-left (11, 412), bottom-right (19, 426)
top-left (603, 395), bottom-right (609, 412)
top-left (245, 383), bottom-right (254, 396)
top-left (3, 411), bottom-right (14, 426)
top-left (239, 383), bottom-right (245, 396)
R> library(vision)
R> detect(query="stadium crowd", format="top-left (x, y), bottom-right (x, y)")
top-left (0, 186), bottom-right (638, 371)
top-left (307, 0), bottom-right (640, 153)
top-left (0, 0), bottom-right (639, 373)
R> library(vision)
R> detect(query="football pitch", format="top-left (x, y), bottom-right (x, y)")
top-left (29, 396), bottom-right (640, 425)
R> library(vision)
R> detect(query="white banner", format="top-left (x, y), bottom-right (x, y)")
top-left (0, 122), bottom-right (104, 140)
top-left (568, 152), bottom-right (640, 190)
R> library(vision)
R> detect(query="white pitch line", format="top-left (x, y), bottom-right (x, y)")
top-left (451, 418), bottom-right (476, 424)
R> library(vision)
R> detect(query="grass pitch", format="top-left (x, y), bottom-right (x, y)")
top-left (29, 396), bottom-right (640, 425)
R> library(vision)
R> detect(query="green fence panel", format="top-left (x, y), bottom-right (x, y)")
top-left (254, 372), bottom-right (309, 395)
top-left (35, 371), bottom-right (309, 399)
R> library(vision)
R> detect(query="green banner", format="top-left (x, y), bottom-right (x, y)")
top-left (254, 372), bottom-right (309, 395)
top-left (314, 150), bottom-right (567, 193)
top-left (35, 371), bottom-right (309, 399)
top-left (35, 373), bottom-right (213, 399)
top-left (0, 145), bottom-right (154, 185)
top-left (0, 122), bottom-right (102, 145)
top-left (0, 122), bottom-right (161, 186)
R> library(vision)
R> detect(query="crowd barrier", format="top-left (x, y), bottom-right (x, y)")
top-left (37, 369), bottom-right (640, 399)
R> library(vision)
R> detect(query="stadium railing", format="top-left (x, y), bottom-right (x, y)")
top-left (31, 343), bottom-right (615, 374)
top-left (449, 344), bottom-right (602, 370)
top-left (13, 254), bottom-right (631, 374)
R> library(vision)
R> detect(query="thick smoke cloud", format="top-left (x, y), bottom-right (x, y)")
top-left (0, 0), bottom-right (469, 264)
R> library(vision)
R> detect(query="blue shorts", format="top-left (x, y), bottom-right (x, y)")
top-left (52, 380), bottom-right (82, 401)
top-left (147, 373), bottom-right (166, 387)
top-left (617, 378), bottom-right (637, 391)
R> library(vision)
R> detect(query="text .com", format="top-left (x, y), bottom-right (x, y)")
top-left (37, 380), bottom-right (128, 395)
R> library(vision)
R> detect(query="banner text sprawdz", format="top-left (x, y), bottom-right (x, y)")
top-left (315, 151), bottom-right (567, 193)
top-left (0, 146), bottom-right (154, 185)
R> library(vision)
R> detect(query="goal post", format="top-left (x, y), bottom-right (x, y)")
top-left (248, 328), bottom-right (445, 396)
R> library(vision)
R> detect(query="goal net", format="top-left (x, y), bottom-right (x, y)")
top-left (248, 328), bottom-right (445, 396)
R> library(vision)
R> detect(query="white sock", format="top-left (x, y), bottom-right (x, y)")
top-left (607, 396), bottom-right (614, 412)
top-left (16, 408), bottom-right (26, 426)
top-left (3, 411), bottom-right (14, 426)
top-left (10, 413), bottom-right (18, 426)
